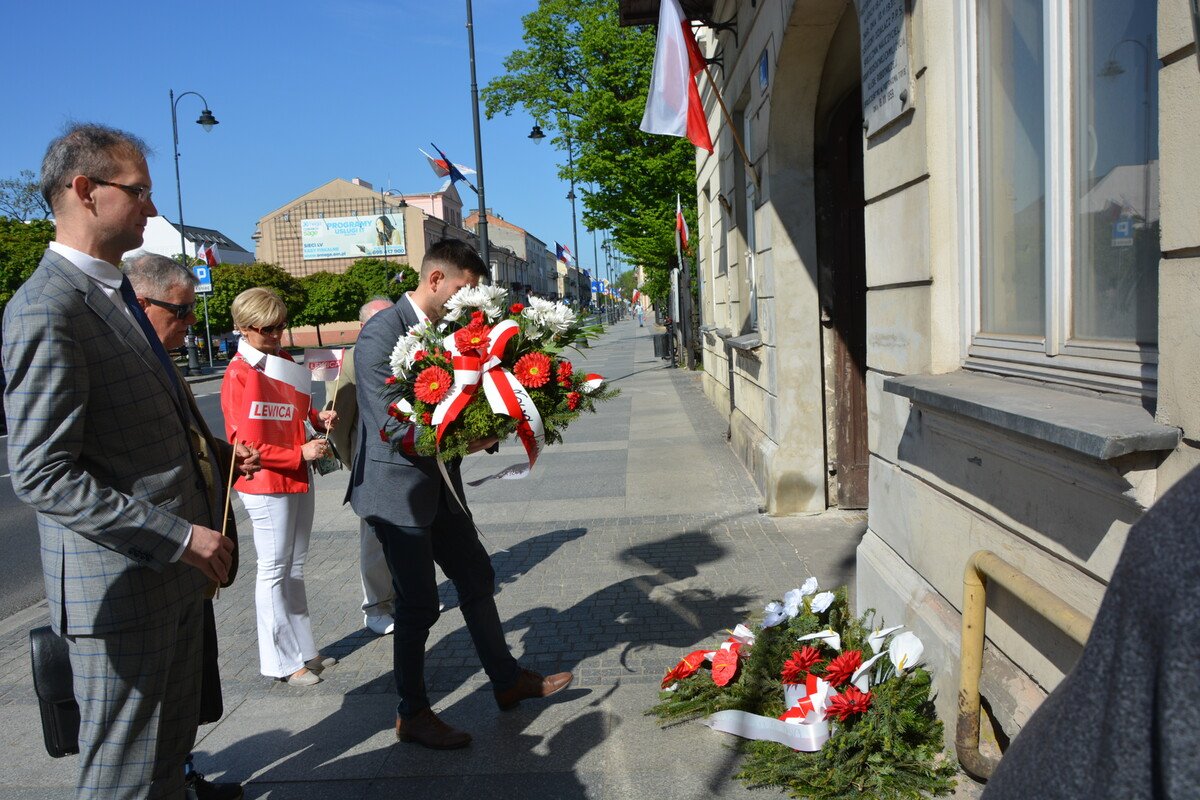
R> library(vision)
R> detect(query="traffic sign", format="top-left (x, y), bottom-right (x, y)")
top-left (193, 264), bottom-right (214, 294)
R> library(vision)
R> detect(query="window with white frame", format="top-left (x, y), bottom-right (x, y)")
top-left (963, 0), bottom-right (1158, 396)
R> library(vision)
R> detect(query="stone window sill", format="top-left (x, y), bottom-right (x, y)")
top-left (727, 334), bottom-right (763, 352)
top-left (883, 371), bottom-right (1180, 460)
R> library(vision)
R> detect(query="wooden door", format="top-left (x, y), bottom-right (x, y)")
top-left (818, 88), bottom-right (869, 509)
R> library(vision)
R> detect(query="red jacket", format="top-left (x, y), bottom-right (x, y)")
top-left (221, 352), bottom-right (321, 495)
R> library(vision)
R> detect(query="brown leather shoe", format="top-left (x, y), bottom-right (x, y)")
top-left (494, 668), bottom-right (574, 711)
top-left (395, 708), bottom-right (471, 749)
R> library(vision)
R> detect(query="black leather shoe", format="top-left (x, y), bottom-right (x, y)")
top-left (395, 708), bottom-right (472, 749)
top-left (494, 668), bottom-right (574, 711)
top-left (185, 771), bottom-right (243, 800)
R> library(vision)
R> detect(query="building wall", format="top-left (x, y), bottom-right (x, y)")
top-left (692, 0), bottom-right (1198, 760)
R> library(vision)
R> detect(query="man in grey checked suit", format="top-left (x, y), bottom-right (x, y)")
top-left (3, 124), bottom-right (233, 799)
top-left (347, 238), bottom-right (572, 750)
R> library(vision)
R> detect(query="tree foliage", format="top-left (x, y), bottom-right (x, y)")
top-left (0, 170), bottom-right (51, 221)
top-left (345, 257), bottom-right (417, 301)
top-left (199, 262), bottom-right (304, 333)
top-left (292, 271), bottom-right (361, 329)
top-left (482, 0), bottom-right (697, 305)
top-left (0, 218), bottom-right (55, 319)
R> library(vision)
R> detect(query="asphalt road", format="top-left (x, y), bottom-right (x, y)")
top-left (0, 376), bottom-right (328, 620)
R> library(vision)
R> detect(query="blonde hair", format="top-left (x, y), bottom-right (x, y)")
top-left (231, 287), bottom-right (287, 331)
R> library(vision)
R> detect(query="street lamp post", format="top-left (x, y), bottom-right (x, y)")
top-left (465, 0), bottom-right (490, 268)
top-left (529, 121), bottom-right (584, 313)
top-left (170, 89), bottom-right (218, 374)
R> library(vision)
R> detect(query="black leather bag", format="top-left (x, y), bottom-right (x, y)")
top-left (28, 626), bottom-right (80, 758)
top-left (28, 606), bottom-right (224, 759)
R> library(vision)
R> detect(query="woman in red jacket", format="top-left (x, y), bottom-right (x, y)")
top-left (221, 287), bottom-right (338, 686)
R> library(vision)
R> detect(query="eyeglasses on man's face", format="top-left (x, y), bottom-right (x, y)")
top-left (80, 177), bottom-right (153, 203)
top-left (142, 297), bottom-right (195, 320)
top-left (250, 323), bottom-right (287, 336)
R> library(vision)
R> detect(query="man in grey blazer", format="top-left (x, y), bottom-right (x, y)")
top-left (347, 239), bottom-right (572, 750)
top-left (3, 124), bottom-right (233, 799)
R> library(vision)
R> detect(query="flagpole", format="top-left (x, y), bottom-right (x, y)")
top-left (466, 0), bottom-right (490, 268)
top-left (697, 59), bottom-right (759, 189)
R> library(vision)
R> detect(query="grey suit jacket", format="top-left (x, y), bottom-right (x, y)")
top-left (346, 294), bottom-right (468, 528)
top-left (3, 250), bottom-right (211, 635)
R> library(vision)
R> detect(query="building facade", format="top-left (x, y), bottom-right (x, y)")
top-left (130, 215), bottom-right (254, 265)
top-left (625, 0), bottom-right (1198, 774)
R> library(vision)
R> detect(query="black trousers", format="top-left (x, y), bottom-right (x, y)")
top-left (371, 493), bottom-right (520, 718)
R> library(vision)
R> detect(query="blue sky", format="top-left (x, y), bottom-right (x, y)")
top-left (1, 1), bottom-right (601, 274)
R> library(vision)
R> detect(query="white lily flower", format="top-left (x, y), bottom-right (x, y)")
top-left (809, 591), bottom-right (836, 614)
top-left (800, 577), bottom-right (819, 596)
top-left (850, 652), bottom-right (886, 692)
top-left (797, 629), bottom-right (841, 651)
top-left (867, 624), bottom-right (904, 655)
top-left (729, 624), bottom-right (757, 647)
top-left (888, 631), bottom-right (925, 674)
top-left (761, 601), bottom-right (788, 628)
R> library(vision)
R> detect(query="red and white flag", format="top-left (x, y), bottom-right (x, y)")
top-left (196, 243), bottom-right (221, 268)
top-left (235, 368), bottom-right (309, 448)
top-left (639, 0), bottom-right (713, 153)
top-left (418, 148), bottom-right (476, 180)
top-left (676, 195), bottom-right (690, 251)
top-left (304, 348), bottom-right (345, 382)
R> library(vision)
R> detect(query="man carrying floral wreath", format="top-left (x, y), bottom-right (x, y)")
top-left (346, 238), bottom-right (573, 749)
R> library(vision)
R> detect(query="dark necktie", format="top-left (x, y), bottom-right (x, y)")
top-left (118, 275), bottom-right (185, 402)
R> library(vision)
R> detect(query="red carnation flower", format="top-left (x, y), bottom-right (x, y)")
top-left (825, 686), bottom-right (873, 722)
top-left (412, 350), bottom-right (427, 362)
top-left (378, 428), bottom-right (389, 443)
top-left (385, 375), bottom-right (398, 385)
top-left (781, 646), bottom-right (822, 684)
top-left (471, 310), bottom-right (485, 324)
top-left (413, 366), bottom-right (452, 404)
top-left (661, 649), bottom-right (710, 688)
top-left (822, 650), bottom-right (863, 688)
top-left (510, 303), bottom-right (525, 314)
top-left (711, 648), bottom-right (740, 687)
top-left (566, 391), bottom-right (582, 411)
top-left (557, 360), bottom-right (573, 379)
top-left (514, 352), bottom-right (552, 388)
top-left (421, 412), bottom-right (433, 425)
top-left (387, 403), bottom-right (408, 421)
top-left (454, 321), bottom-right (491, 354)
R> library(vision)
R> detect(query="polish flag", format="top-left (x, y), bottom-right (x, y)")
top-left (639, 0), bottom-right (713, 153)
top-left (198, 243), bottom-right (221, 269)
top-left (676, 195), bottom-right (690, 251)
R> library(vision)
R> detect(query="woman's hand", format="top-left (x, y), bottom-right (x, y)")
top-left (301, 437), bottom-right (330, 462)
top-left (317, 409), bottom-right (337, 431)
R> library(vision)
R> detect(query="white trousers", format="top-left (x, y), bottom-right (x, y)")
top-left (239, 489), bottom-right (318, 678)
top-left (359, 518), bottom-right (395, 620)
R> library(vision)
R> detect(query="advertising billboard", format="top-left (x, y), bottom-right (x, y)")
top-left (301, 213), bottom-right (406, 260)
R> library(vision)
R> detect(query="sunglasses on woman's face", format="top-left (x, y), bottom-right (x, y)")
top-left (251, 323), bottom-right (286, 336)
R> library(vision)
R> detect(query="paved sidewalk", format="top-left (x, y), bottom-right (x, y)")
top-left (0, 320), bottom-right (870, 799)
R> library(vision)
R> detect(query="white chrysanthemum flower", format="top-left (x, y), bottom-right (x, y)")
top-left (782, 588), bottom-right (804, 618)
top-left (522, 297), bottom-right (577, 336)
top-left (443, 284), bottom-right (507, 322)
top-left (389, 321), bottom-right (432, 377)
top-left (810, 591), bottom-right (836, 614)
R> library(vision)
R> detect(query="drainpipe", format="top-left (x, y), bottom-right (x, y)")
top-left (957, 550), bottom-right (1093, 781)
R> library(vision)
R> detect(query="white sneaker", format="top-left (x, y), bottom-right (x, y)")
top-left (365, 614), bottom-right (395, 635)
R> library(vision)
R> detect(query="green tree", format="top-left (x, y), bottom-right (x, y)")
top-left (0, 170), bottom-right (51, 221)
top-left (482, 0), bottom-right (697, 304)
top-left (292, 271), bottom-right (361, 345)
top-left (199, 262), bottom-right (304, 333)
top-left (0, 218), bottom-right (54, 318)
top-left (615, 267), bottom-right (638, 299)
top-left (344, 257), bottom-right (417, 301)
